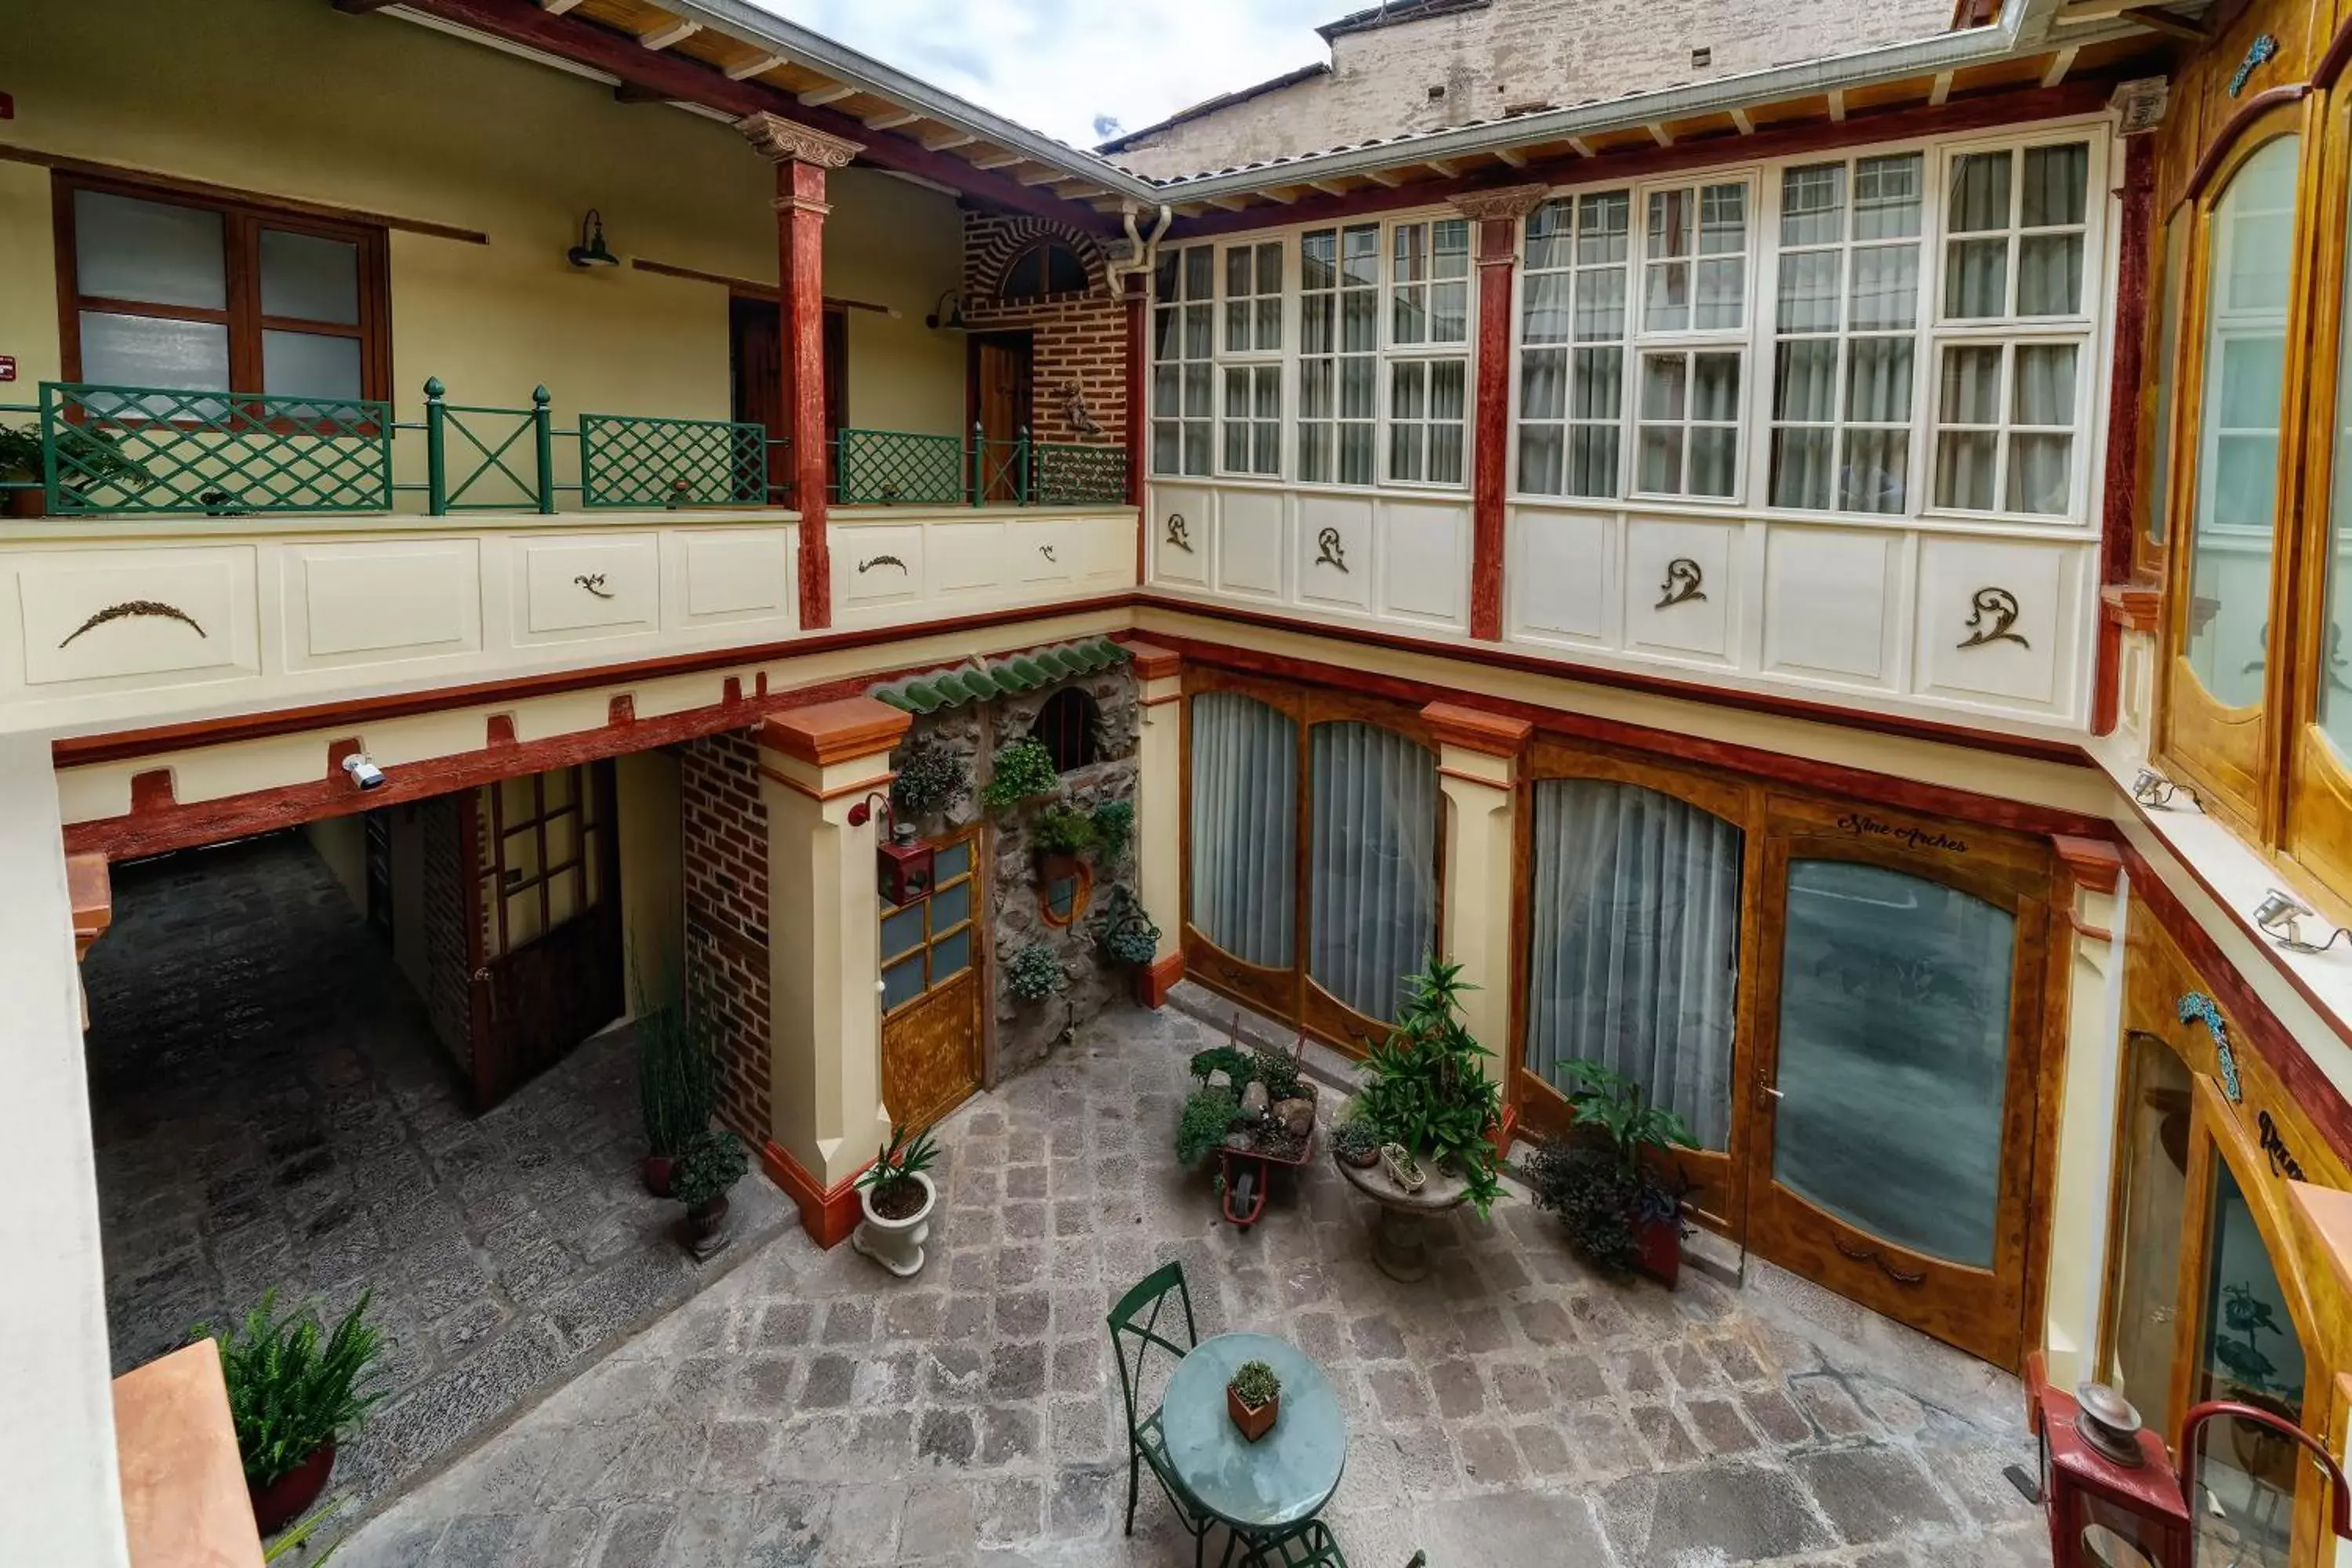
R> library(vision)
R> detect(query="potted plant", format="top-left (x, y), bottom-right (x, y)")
top-left (0, 425), bottom-right (43, 519)
top-left (980, 736), bottom-right (1059, 811)
top-left (1227, 1359), bottom-right (1282, 1443)
top-left (1350, 956), bottom-right (1505, 1216)
top-left (1091, 885), bottom-right (1161, 986)
top-left (1005, 942), bottom-right (1067, 1004)
top-left (1525, 1061), bottom-right (1697, 1287)
top-left (198, 1290), bottom-right (387, 1537)
top-left (1032, 804), bottom-right (1100, 884)
top-left (634, 985), bottom-right (717, 1198)
top-left (670, 1127), bottom-right (749, 1255)
top-left (890, 739), bottom-right (967, 824)
top-left (1332, 1108), bottom-right (1382, 1170)
top-left (1089, 799), bottom-right (1135, 863)
top-left (851, 1122), bottom-right (941, 1277)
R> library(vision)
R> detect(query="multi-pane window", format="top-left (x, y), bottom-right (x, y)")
top-left (1221, 364), bottom-right (1282, 476)
top-left (1519, 192), bottom-right (1631, 497)
top-left (1929, 140), bottom-right (2092, 517)
top-left (62, 178), bottom-right (387, 405)
top-left (481, 767), bottom-right (603, 958)
top-left (1636, 350), bottom-right (1742, 497)
top-left (880, 837), bottom-right (975, 1013)
top-left (1301, 223), bottom-right (1381, 485)
top-left (1645, 182), bottom-right (1748, 332)
top-left (1224, 241), bottom-right (1283, 353)
top-left (1150, 245), bottom-right (1214, 476)
top-left (1768, 154), bottom-right (1924, 515)
top-left (1387, 218), bottom-right (1469, 485)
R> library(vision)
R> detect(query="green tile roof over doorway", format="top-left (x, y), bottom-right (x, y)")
top-left (870, 637), bottom-right (1130, 714)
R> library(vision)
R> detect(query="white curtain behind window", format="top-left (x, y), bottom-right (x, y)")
top-left (1524, 779), bottom-right (1743, 1147)
top-left (1189, 692), bottom-right (1298, 970)
top-left (1308, 723), bottom-right (1439, 1022)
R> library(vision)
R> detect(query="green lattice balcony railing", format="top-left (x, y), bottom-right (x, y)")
top-left (36, 383), bottom-right (394, 516)
top-left (1033, 441), bottom-right (1129, 506)
top-left (580, 412), bottom-right (769, 509)
top-left (835, 427), bottom-right (965, 506)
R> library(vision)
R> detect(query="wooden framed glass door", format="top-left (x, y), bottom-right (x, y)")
top-left (879, 826), bottom-right (982, 1131)
top-left (1741, 796), bottom-right (2052, 1367)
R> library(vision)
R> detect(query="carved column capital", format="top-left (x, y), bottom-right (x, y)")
top-left (1447, 182), bottom-right (1552, 223)
top-left (735, 111), bottom-right (863, 169)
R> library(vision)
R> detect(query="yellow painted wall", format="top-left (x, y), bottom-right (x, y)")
top-left (2, 0), bottom-right (964, 465)
top-left (616, 748), bottom-right (683, 1018)
top-left (302, 815), bottom-right (368, 913)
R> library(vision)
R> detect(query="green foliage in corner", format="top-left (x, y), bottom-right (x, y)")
top-left (1354, 956), bottom-right (1504, 1217)
top-left (196, 1291), bottom-right (388, 1489)
top-left (1176, 1087), bottom-right (1241, 1164)
top-left (670, 1127), bottom-right (749, 1208)
top-left (890, 739), bottom-right (968, 822)
top-left (1088, 799), bottom-right (1135, 862)
top-left (981, 737), bottom-right (1059, 810)
top-left (1032, 804), bottom-right (1101, 857)
top-left (1004, 941), bottom-right (1068, 1002)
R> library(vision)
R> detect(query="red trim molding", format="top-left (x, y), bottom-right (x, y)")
top-left (1421, 700), bottom-right (1534, 757)
top-left (2100, 135), bottom-right (2154, 592)
top-left (2053, 833), bottom-right (2123, 895)
top-left (758, 695), bottom-right (910, 768)
top-left (1140, 949), bottom-right (1185, 1009)
top-left (1122, 639), bottom-right (1183, 681)
top-left (760, 1140), bottom-right (868, 1249)
top-left (2180, 85), bottom-right (2313, 209)
top-left (2101, 583), bottom-right (2161, 634)
top-left (67, 851), bottom-right (111, 960)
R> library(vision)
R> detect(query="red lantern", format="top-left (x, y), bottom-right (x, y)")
top-left (877, 821), bottom-right (933, 908)
top-left (2026, 1357), bottom-right (2352, 1568)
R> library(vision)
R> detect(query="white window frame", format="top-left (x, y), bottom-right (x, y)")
top-left (1383, 214), bottom-right (1473, 489)
top-left (1629, 172), bottom-right (1755, 504)
top-left (1221, 361), bottom-right (1283, 477)
top-left (1221, 238), bottom-right (1286, 356)
top-left (1298, 220), bottom-right (1383, 487)
top-left (1513, 189), bottom-right (1635, 500)
top-left (1150, 241), bottom-right (1217, 478)
top-left (1633, 347), bottom-right (1748, 501)
top-left (1926, 336), bottom-right (2085, 517)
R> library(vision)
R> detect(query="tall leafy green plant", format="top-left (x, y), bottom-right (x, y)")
top-left (634, 964), bottom-right (719, 1159)
top-left (1353, 957), bottom-right (1504, 1216)
top-left (198, 1291), bottom-right (388, 1488)
top-left (1526, 1061), bottom-right (1697, 1272)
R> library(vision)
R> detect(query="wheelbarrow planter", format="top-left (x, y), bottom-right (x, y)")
top-left (1215, 1122), bottom-right (1315, 1228)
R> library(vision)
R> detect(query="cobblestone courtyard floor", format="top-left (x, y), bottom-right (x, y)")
top-left (336, 1000), bottom-right (2047, 1568)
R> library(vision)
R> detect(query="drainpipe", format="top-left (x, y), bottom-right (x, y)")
top-left (1106, 201), bottom-right (1173, 289)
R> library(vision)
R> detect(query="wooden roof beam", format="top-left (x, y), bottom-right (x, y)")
top-left (1929, 70), bottom-right (1954, 105)
top-left (1308, 177), bottom-right (1353, 196)
top-left (865, 108), bottom-right (922, 130)
top-left (1730, 107), bottom-right (1755, 134)
top-left (637, 18), bottom-right (700, 50)
top-left (1826, 89), bottom-right (1846, 122)
top-left (921, 128), bottom-right (978, 151)
top-left (971, 150), bottom-right (1025, 170)
top-left (1493, 146), bottom-right (1529, 168)
top-left (1362, 168), bottom-right (1406, 187)
top-left (799, 82), bottom-right (858, 107)
top-left (1646, 123), bottom-right (1673, 147)
top-left (725, 51), bottom-right (791, 81)
top-left (2041, 44), bottom-right (2080, 88)
top-left (2122, 6), bottom-right (2209, 41)
top-left (538, 0), bottom-right (582, 12)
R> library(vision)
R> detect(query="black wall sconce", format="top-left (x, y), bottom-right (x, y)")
top-left (568, 209), bottom-right (619, 268)
top-left (925, 289), bottom-right (967, 331)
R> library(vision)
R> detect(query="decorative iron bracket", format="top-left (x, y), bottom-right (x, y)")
top-left (59, 601), bottom-right (208, 648)
top-left (1958, 586), bottom-right (2028, 650)
top-left (857, 554), bottom-right (909, 574)
top-left (1314, 526), bottom-right (1348, 573)
top-left (1654, 557), bottom-right (1706, 609)
top-left (1164, 513), bottom-right (1193, 553)
top-left (573, 573), bottom-right (613, 599)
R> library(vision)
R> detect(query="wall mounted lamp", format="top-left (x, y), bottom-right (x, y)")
top-left (568, 209), bottom-right (619, 268)
top-left (2252, 887), bottom-right (2352, 954)
top-left (924, 289), bottom-right (967, 332)
top-left (2130, 767), bottom-right (2200, 811)
top-left (849, 792), bottom-right (934, 906)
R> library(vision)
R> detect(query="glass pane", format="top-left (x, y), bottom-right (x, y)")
top-left (1432, 220), bottom-right (1468, 278)
top-left (1935, 431), bottom-right (1999, 511)
top-left (1521, 271), bottom-right (1571, 344)
top-left (1523, 199), bottom-right (1573, 271)
top-left (1640, 354), bottom-right (1688, 421)
top-left (1342, 290), bottom-right (1377, 353)
top-left (1341, 424), bottom-right (1375, 485)
top-left (1840, 428), bottom-right (1910, 514)
top-left (882, 954), bottom-right (925, 1011)
top-left (1690, 427), bottom-right (1737, 497)
top-left (506, 890), bottom-right (544, 949)
top-left (1700, 184), bottom-right (1744, 252)
top-left (930, 927), bottom-right (971, 983)
top-left (1577, 192), bottom-right (1630, 264)
top-left (1853, 154), bottom-right (1924, 240)
top-left (1256, 296), bottom-right (1283, 350)
top-left (1638, 426), bottom-right (1683, 493)
top-left (1342, 224), bottom-right (1380, 285)
top-left (259, 229), bottom-right (361, 324)
top-left (1566, 425), bottom-right (1619, 498)
top-left (1939, 344), bottom-right (2004, 425)
top-left (2103, 1034), bottom-right (2192, 1417)
top-left (1693, 354), bottom-right (1740, 421)
top-left (1226, 245), bottom-right (1253, 299)
top-left (1844, 337), bottom-right (1914, 423)
top-left (1849, 245), bottom-right (1918, 331)
top-left (1770, 428), bottom-right (1833, 509)
top-left (1573, 268), bottom-right (1627, 340)
top-left (1649, 189), bottom-right (1694, 258)
top-left (1308, 723), bottom-right (1438, 1022)
top-left (2022, 143), bottom-right (2090, 228)
top-left (1780, 164), bottom-right (1846, 247)
top-left (1189, 692), bottom-right (1298, 971)
top-left (1519, 423), bottom-right (1564, 495)
top-left (1341, 358), bottom-right (1376, 419)
top-left (1225, 300), bottom-right (1252, 354)
top-left (74, 190), bottom-right (226, 310)
top-left (262, 330), bottom-right (362, 402)
top-left (502, 825), bottom-right (542, 882)
top-left (1773, 339), bottom-right (1838, 422)
top-left (2184, 135), bottom-right (2300, 713)
top-left (1045, 876), bottom-right (1079, 920)
top-left (2188, 1162), bottom-right (2305, 1568)
top-left (1392, 361), bottom-right (1425, 420)
top-left (1773, 860), bottom-right (2014, 1268)
top-left (2321, 178), bottom-right (2352, 758)
top-left (1185, 364), bottom-right (1213, 417)
top-left (548, 866), bottom-right (580, 929)
top-left (1525, 780), bottom-right (1743, 1149)
top-left (2013, 343), bottom-right (2076, 426)
top-left (1390, 423), bottom-right (1424, 483)
top-left (1944, 238), bottom-right (2010, 319)
top-left (1570, 348), bottom-right (1622, 419)
top-left (546, 811), bottom-right (579, 869)
top-left (2018, 234), bottom-right (2084, 315)
top-left (78, 311), bottom-right (229, 392)
top-left (1777, 252), bottom-right (1841, 333)
top-left (1695, 257), bottom-right (1743, 330)
top-left (1947, 151), bottom-right (2013, 234)
top-left (1185, 245), bottom-right (1214, 299)
top-left (1301, 230), bottom-right (1336, 290)
top-left (1646, 261), bottom-right (1691, 332)
top-left (880, 901), bottom-right (926, 960)
top-left (1184, 305), bottom-right (1212, 360)
top-left (932, 879), bottom-right (971, 932)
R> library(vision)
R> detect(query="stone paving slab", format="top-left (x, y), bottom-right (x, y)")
top-left (333, 1000), bottom-right (2044, 1566)
top-left (85, 833), bottom-right (789, 1523)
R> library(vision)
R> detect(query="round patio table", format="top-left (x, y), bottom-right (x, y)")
top-left (1161, 1332), bottom-right (1348, 1538)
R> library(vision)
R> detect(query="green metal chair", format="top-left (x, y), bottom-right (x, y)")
top-left (1240, 1521), bottom-right (1350, 1566)
top-left (1107, 1261), bottom-right (1231, 1567)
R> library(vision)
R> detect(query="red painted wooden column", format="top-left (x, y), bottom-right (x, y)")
top-left (739, 113), bottom-right (863, 630)
top-left (1123, 270), bottom-right (1148, 575)
top-left (1451, 185), bottom-right (1548, 642)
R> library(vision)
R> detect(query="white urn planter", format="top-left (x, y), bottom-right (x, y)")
top-left (851, 1171), bottom-right (938, 1277)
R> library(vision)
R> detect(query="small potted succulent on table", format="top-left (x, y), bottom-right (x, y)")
top-left (198, 1289), bottom-right (387, 1537)
top-left (1332, 1106), bottom-right (1382, 1170)
top-left (670, 1127), bottom-right (749, 1259)
top-left (852, 1123), bottom-right (941, 1278)
top-left (1227, 1358), bottom-right (1282, 1443)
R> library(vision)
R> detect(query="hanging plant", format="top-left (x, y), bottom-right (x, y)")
top-left (981, 737), bottom-right (1059, 811)
top-left (891, 740), bottom-right (968, 822)
top-left (1004, 942), bottom-right (1068, 1002)
top-left (1092, 886), bottom-right (1160, 967)
top-left (1033, 805), bottom-right (1102, 859)
top-left (1089, 799), bottom-right (1134, 863)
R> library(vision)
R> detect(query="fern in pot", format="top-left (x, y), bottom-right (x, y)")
top-left (198, 1290), bottom-right (388, 1536)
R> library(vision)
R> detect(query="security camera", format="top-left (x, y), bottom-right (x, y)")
top-left (342, 752), bottom-right (387, 791)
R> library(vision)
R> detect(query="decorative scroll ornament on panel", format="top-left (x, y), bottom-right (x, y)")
top-left (59, 601), bottom-right (206, 648)
top-left (1957, 586), bottom-right (2028, 650)
top-left (1654, 557), bottom-right (1705, 610)
top-left (1314, 527), bottom-right (1348, 573)
top-left (1164, 513), bottom-right (1193, 553)
top-left (573, 573), bottom-right (614, 600)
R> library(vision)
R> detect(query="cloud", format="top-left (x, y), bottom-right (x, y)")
top-left (755, 0), bottom-right (1337, 148)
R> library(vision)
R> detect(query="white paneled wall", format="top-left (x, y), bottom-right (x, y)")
top-left (1150, 481), bottom-right (1473, 635)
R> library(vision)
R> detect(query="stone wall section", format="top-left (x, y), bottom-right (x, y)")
top-left (1103, 0), bottom-right (1959, 177)
top-left (960, 213), bottom-right (1130, 452)
top-left (889, 662), bottom-right (1144, 1081)
top-left (681, 731), bottom-right (773, 1145)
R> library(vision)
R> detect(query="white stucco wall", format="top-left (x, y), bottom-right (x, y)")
top-left (1106, 0), bottom-right (1962, 176)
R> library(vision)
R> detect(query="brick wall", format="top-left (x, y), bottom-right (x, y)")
top-left (1105, 0), bottom-right (1958, 177)
top-left (681, 730), bottom-right (772, 1145)
top-left (960, 213), bottom-right (1130, 452)
top-left (418, 791), bottom-right (474, 1073)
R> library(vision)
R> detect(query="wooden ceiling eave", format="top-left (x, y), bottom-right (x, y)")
top-left (377, 0), bottom-right (1126, 230)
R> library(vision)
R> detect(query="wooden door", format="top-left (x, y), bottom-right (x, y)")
top-left (730, 296), bottom-right (848, 502)
top-left (970, 332), bottom-right (1033, 502)
top-left (880, 826), bottom-right (983, 1131)
top-left (1740, 796), bottom-right (2051, 1367)
top-left (465, 761), bottom-right (623, 1109)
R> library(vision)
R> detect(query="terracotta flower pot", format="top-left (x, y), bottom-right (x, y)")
top-left (5, 486), bottom-right (48, 520)
top-left (1227, 1385), bottom-right (1279, 1443)
top-left (249, 1440), bottom-right (336, 1537)
top-left (1634, 1211), bottom-right (1682, 1290)
top-left (1036, 849), bottom-right (1083, 885)
top-left (641, 1154), bottom-right (674, 1199)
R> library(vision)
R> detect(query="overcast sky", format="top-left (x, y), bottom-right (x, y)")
top-left (760, 0), bottom-right (1339, 148)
